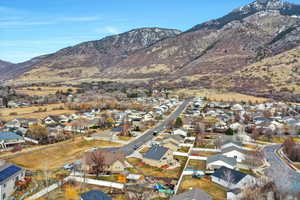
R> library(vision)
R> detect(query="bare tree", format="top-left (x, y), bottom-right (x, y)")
top-left (85, 151), bottom-right (106, 177)
top-left (222, 169), bottom-right (235, 189)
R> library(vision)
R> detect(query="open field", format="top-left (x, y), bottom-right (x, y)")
top-left (179, 176), bottom-right (227, 200)
top-left (16, 86), bottom-right (77, 96)
top-left (8, 138), bottom-right (121, 170)
top-left (0, 103), bottom-right (75, 121)
top-left (257, 137), bottom-right (300, 144)
top-left (127, 158), bottom-right (184, 178)
top-left (191, 151), bottom-right (218, 157)
top-left (175, 89), bottom-right (267, 103)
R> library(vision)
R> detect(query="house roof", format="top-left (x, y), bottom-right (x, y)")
top-left (85, 150), bottom-right (125, 166)
top-left (207, 154), bottom-right (237, 167)
top-left (222, 146), bottom-right (246, 154)
top-left (171, 188), bottom-right (212, 200)
top-left (143, 146), bottom-right (169, 161)
top-left (211, 166), bottom-right (247, 184)
top-left (0, 132), bottom-right (23, 141)
top-left (0, 163), bottom-right (23, 184)
top-left (80, 190), bottom-right (112, 200)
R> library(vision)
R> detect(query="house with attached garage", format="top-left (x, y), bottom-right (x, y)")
top-left (84, 150), bottom-right (127, 173)
top-left (206, 154), bottom-right (237, 170)
top-left (211, 166), bottom-right (256, 190)
top-left (173, 129), bottom-right (187, 137)
top-left (0, 160), bottom-right (25, 200)
top-left (221, 146), bottom-right (247, 163)
top-left (0, 132), bottom-right (25, 149)
top-left (44, 116), bottom-right (61, 125)
top-left (142, 146), bottom-right (174, 168)
top-left (221, 141), bottom-right (243, 150)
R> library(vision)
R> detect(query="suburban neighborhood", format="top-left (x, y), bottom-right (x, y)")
top-left (0, 84), bottom-right (299, 200)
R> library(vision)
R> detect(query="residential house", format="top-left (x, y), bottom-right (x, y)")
top-left (171, 188), bottom-right (212, 200)
top-left (4, 121), bottom-right (21, 129)
top-left (80, 190), bottom-right (112, 200)
top-left (222, 146), bottom-right (246, 162)
top-left (142, 146), bottom-right (174, 168)
top-left (0, 160), bottom-right (25, 200)
top-left (13, 118), bottom-right (40, 128)
top-left (85, 151), bottom-right (126, 173)
top-left (163, 135), bottom-right (185, 145)
top-left (211, 166), bottom-right (256, 190)
top-left (0, 132), bottom-right (25, 149)
top-left (44, 116), bottom-right (61, 124)
top-left (221, 141), bottom-right (243, 150)
top-left (173, 129), bottom-right (187, 137)
top-left (207, 154), bottom-right (237, 170)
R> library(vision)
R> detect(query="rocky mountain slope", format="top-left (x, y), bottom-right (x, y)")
top-left (3, 0), bottom-right (300, 99)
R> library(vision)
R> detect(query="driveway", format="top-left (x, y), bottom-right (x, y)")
top-left (263, 144), bottom-right (300, 194)
top-left (108, 99), bottom-right (191, 156)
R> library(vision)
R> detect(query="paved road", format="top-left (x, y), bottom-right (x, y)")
top-left (108, 99), bottom-right (191, 156)
top-left (263, 145), bottom-right (300, 194)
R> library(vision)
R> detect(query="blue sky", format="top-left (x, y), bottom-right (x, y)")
top-left (1, 0), bottom-right (300, 63)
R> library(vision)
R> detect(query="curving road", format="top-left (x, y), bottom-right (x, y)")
top-left (263, 145), bottom-right (300, 194)
top-left (108, 99), bottom-right (191, 156)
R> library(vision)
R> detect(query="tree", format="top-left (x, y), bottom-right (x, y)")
top-left (64, 185), bottom-right (78, 200)
top-left (225, 128), bottom-right (234, 136)
top-left (85, 150), bottom-right (106, 177)
top-left (28, 125), bottom-right (48, 142)
top-left (221, 169), bottom-right (235, 189)
top-left (174, 117), bottom-right (183, 128)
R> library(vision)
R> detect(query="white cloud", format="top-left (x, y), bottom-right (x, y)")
top-left (95, 26), bottom-right (121, 35)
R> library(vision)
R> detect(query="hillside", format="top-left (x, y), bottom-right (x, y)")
top-left (2, 0), bottom-right (300, 100)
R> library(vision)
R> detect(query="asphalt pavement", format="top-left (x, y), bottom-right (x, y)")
top-left (263, 144), bottom-right (300, 194)
top-left (108, 99), bottom-right (191, 156)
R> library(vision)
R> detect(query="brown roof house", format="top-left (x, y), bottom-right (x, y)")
top-left (84, 150), bottom-right (127, 173)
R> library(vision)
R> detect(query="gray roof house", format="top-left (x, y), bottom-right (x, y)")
top-left (171, 188), bottom-right (212, 200)
top-left (142, 146), bottom-right (174, 168)
top-left (207, 154), bottom-right (237, 170)
top-left (143, 146), bottom-right (169, 161)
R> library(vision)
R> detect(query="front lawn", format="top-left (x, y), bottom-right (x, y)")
top-left (179, 176), bottom-right (227, 200)
top-left (187, 160), bottom-right (206, 171)
top-left (127, 158), bottom-right (182, 178)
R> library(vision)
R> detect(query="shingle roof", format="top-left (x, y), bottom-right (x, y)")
top-left (222, 146), bottom-right (246, 154)
top-left (207, 154), bottom-right (237, 167)
top-left (80, 190), bottom-right (112, 200)
top-left (171, 188), bottom-right (212, 200)
top-left (143, 146), bottom-right (169, 160)
top-left (0, 132), bottom-right (23, 141)
top-left (211, 166), bottom-right (247, 184)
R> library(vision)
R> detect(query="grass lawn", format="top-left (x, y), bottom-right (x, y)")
top-left (139, 147), bottom-right (150, 153)
top-left (0, 103), bottom-right (75, 121)
top-left (243, 144), bottom-right (258, 149)
top-left (179, 176), bottom-right (227, 200)
top-left (118, 136), bottom-right (132, 141)
top-left (38, 182), bottom-right (125, 200)
top-left (8, 138), bottom-right (121, 170)
top-left (293, 163), bottom-right (300, 170)
top-left (191, 151), bottom-right (218, 157)
top-left (127, 158), bottom-right (182, 178)
top-left (187, 160), bottom-right (206, 171)
top-left (258, 137), bottom-right (300, 144)
top-left (178, 147), bottom-right (190, 153)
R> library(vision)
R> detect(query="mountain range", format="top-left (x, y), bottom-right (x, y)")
top-left (2, 0), bottom-right (300, 99)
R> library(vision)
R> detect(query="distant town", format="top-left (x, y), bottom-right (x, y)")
top-left (0, 83), bottom-right (299, 200)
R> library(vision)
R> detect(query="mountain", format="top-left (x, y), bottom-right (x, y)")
top-left (3, 0), bottom-right (300, 100)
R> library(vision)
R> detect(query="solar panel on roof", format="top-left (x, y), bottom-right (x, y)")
top-left (0, 165), bottom-right (22, 182)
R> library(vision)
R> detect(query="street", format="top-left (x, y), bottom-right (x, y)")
top-left (263, 145), bottom-right (300, 194)
top-left (108, 99), bottom-right (191, 156)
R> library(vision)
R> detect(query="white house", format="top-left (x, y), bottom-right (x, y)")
top-left (221, 141), bottom-right (243, 150)
top-left (0, 160), bottom-right (25, 200)
top-left (206, 154), bottom-right (237, 170)
top-left (222, 146), bottom-right (246, 162)
top-left (173, 129), bottom-right (187, 137)
top-left (211, 167), bottom-right (256, 190)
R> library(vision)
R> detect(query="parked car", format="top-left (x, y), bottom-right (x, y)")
top-left (63, 163), bottom-right (74, 171)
